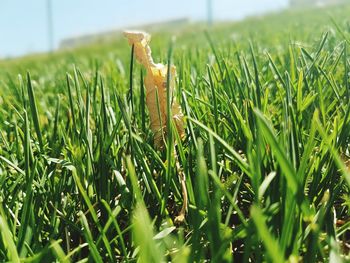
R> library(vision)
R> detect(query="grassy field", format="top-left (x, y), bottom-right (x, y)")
top-left (1, 4), bottom-right (350, 262)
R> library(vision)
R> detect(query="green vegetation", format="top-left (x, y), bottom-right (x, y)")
top-left (1, 4), bottom-right (350, 262)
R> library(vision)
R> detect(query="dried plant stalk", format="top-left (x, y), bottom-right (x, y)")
top-left (123, 31), bottom-right (184, 149)
top-left (124, 31), bottom-right (187, 222)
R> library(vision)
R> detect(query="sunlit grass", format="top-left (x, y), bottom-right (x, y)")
top-left (0, 4), bottom-right (350, 262)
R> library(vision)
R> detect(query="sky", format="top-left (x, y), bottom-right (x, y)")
top-left (0, 0), bottom-right (288, 58)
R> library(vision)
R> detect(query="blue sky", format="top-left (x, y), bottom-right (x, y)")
top-left (0, 0), bottom-right (288, 57)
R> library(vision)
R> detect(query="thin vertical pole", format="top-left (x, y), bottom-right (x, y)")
top-left (207, 0), bottom-right (213, 26)
top-left (47, 0), bottom-right (54, 52)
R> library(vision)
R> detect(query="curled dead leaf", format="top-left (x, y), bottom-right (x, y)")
top-left (123, 31), bottom-right (185, 149)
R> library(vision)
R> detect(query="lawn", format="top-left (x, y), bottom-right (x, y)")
top-left (0, 4), bottom-right (350, 262)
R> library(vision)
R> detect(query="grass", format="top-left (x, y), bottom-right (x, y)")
top-left (0, 4), bottom-right (350, 262)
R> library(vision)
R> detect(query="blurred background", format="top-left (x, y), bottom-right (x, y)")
top-left (0, 0), bottom-right (345, 58)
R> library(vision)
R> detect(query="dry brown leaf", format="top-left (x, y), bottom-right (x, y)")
top-left (124, 31), bottom-right (187, 223)
top-left (124, 31), bottom-right (184, 149)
